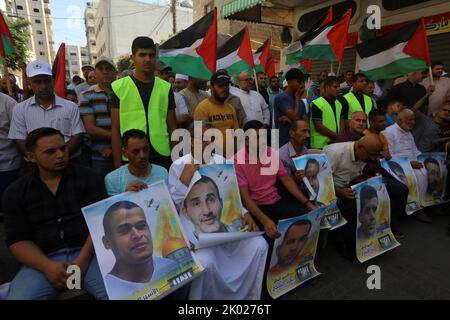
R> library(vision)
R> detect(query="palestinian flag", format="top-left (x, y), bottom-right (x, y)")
top-left (217, 26), bottom-right (254, 76)
top-left (295, 8), bottom-right (352, 63)
top-left (254, 37), bottom-right (271, 73)
top-left (265, 53), bottom-right (275, 78)
top-left (0, 11), bottom-right (15, 58)
top-left (357, 18), bottom-right (430, 80)
top-left (159, 9), bottom-right (217, 80)
top-left (285, 6), bottom-right (333, 65)
top-left (52, 43), bottom-right (66, 98)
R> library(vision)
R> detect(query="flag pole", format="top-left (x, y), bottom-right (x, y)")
top-left (2, 62), bottom-right (13, 96)
top-left (428, 65), bottom-right (434, 86)
top-left (337, 62), bottom-right (342, 77)
top-left (253, 68), bottom-right (259, 92)
top-left (330, 62), bottom-right (333, 74)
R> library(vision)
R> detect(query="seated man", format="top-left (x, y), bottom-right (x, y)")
top-left (334, 111), bottom-right (367, 143)
top-left (102, 200), bottom-right (180, 299)
top-left (105, 130), bottom-right (168, 196)
top-left (383, 109), bottom-right (431, 222)
top-left (323, 135), bottom-right (395, 258)
top-left (168, 120), bottom-right (268, 300)
top-left (3, 128), bottom-right (107, 300)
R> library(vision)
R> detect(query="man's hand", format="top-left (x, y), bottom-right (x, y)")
top-left (43, 261), bottom-right (71, 290)
top-left (126, 180), bottom-right (148, 192)
top-left (427, 84), bottom-right (435, 96)
top-left (100, 149), bottom-right (112, 158)
top-left (335, 188), bottom-right (356, 200)
top-left (410, 160), bottom-right (423, 169)
top-left (295, 86), bottom-right (305, 100)
top-left (242, 213), bottom-right (259, 232)
top-left (306, 201), bottom-right (317, 211)
top-left (294, 170), bottom-right (305, 181)
top-left (278, 115), bottom-right (291, 125)
top-left (263, 218), bottom-right (280, 239)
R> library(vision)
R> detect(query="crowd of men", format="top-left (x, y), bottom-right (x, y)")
top-left (0, 35), bottom-right (450, 300)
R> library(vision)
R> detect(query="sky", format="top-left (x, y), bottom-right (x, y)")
top-left (51, 0), bottom-right (168, 49)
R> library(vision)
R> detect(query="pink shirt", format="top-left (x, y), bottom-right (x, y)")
top-left (233, 146), bottom-right (288, 205)
top-left (421, 77), bottom-right (450, 115)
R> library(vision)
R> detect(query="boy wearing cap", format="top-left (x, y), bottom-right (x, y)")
top-left (79, 57), bottom-right (118, 178)
top-left (193, 70), bottom-right (239, 156)
top-left (8, 60), bottom-right (85, 159)
top-left (75, 64), bottom-right (95, 100)
top-left (110, 37), bottom-right (177, 170)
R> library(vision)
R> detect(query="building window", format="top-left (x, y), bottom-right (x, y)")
top-left (39, 51), bottom-right (45, 56)
top-left (33, 8), bottom-right (39, 13)
top-left (38, 41), bottom-right (43, 45)
top-left (297, 1), bottom-right (356, 32)
top-left (17, 5), bottom-right (23, 10)
top-left (35, 19), bottom-right (41, 24)
top-left (37, 30), bottom-right (43, 35)
top-left (382, 0), bottom-right (431, 11)
top-left (71, 61), bottom-right (78, 66)
top-left (70, 52), bottom-right (76, 56)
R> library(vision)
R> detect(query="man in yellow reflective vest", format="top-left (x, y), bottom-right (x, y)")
top-left (341, 73), bottom-right (373, 128)
top-left (110, 37), bottom-right (177, 170)
top-left (310, 76), bottom-right (344, 149)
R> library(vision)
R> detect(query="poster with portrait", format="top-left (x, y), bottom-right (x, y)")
top-left (82, 181), bottom-right (204, 300)
top-left (352, 176), bottom-right (400, 263)
top-left (380, 156), bottom-right (421, 215)
top-left (180, 163), bottom-right (263, 249)
top-left (266, 207), bottom-right (324, 299)
top-left (293, 154), bottom-right (347, 230)
top-left (417, 153), bottom-right (448, 207)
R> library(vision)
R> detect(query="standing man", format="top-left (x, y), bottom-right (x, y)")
top-left (267, 76), bottom-right (281, 127)
top-left (255, 71), bottom-right (270, 105)
top-left (0, 92), bottom-right (19, 216)
top-left (341, 73), bottom-right (373, 122)
top-left (339, 70), bottom-right (354, 95)
top-left (179, 77), bottom-right (210, 115)
top-left (110, 37), bottom-right (177, 170)
top-left (235, 71), bottom-right (270, 127)
top-left (275, 68), bottom-right (308, 146)
top-left (3, 128), bottom-right (107, 299)
top-left (386, 71), bottom-right (428, 110)
top-left (421, 61), bottom-right (450, 115)
top-left (75, 64), bottom-right (95, 99)
top-left (193, 70), bottom-right (239, 156)
top-left (173, 74), bottom-right (188, 92)
top-left (8, 60), bottom-right (85, 161)
top-left (79, 57), bottom-right (117, 178)
top-left (310, 76), bottom-right (344, 149)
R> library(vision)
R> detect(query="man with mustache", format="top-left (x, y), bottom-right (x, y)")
top-left (357, 185), bottom-right (378, 241)
top-left (105, 129), bottom-right (168, 196)
top-left (182, 175), bottom-right (233, 237)
top-left (102, 200), bottom-right (180, 300)
top-left (268, 219), bottom-right (311, 276)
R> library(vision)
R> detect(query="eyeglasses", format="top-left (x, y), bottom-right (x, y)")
top-left (241, 78), bottom-right (253, 82)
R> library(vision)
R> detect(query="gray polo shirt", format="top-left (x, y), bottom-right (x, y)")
top-left (0, 93), bottom-right (20, 172)
top-left (278, 141), bottom-right (308, 177)
top-left (8, 95), bottom-right (85, 143)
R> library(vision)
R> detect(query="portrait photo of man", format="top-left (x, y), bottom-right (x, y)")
top-left (387, 161), bottom-right (408, 186)
top-left (182, 175), bottom-right (235, 238)
top-left (304, 159), bottom-right (325, 206)
top-left (102, 200), bottom-right (180, 299)
top-left (357, 185), bottom-right (378, 242)
top-left (424, 158), bottom-right (442, 197)
top-left (268, 219), bottom-right (312, 276)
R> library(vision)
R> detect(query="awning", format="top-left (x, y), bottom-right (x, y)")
top-left (221, 0), bottom-right (265, 18)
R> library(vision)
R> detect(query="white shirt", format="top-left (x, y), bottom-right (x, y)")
top-left (383, 123), bottom-right (421, 160)
top-left (174, 91), bottom-right (189, 116)
top-left (234, 89), bottom-right (270, 125)
top-left (323, 142), bottom-right (366, 189)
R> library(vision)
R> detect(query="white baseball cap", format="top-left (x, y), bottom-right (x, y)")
top-left (26, 60), bottom-right (52, 78)
top-left (175, 74), bottom-right (188, 81)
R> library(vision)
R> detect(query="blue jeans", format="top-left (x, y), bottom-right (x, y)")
top-left (7, 248), bottom-right (108, 300)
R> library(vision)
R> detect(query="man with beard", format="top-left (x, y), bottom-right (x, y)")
top-left (105, 130), bottom-right (168, 196)
top-left (102, 200), bottom-right (180, 299)
top-left (193, 70), bottom-right (239, 156)
top-left (357, 185), bottom-right (378, 241)
top-left (179, 77), bottom-right (210, 115)
top-left (424, 157), bottom-right (441, 197)
top-left (268, 219), bottom-right (312, 276)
